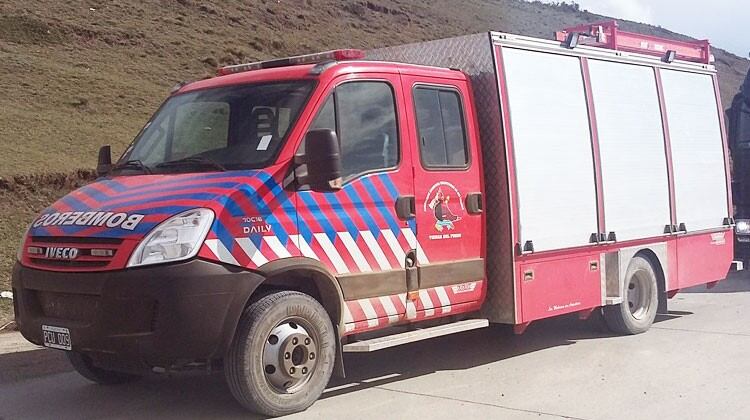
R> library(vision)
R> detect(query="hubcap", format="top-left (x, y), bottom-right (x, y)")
top-left (627, 270), bottom-right (652, 320)
top-left (262, 320), bottom-right (318, 393)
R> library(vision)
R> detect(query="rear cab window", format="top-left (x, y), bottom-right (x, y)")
top-left (413, 86), bottom-right (469, 169)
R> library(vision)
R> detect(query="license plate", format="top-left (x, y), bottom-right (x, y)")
top-left (42, 325), bottom-right (71, 351)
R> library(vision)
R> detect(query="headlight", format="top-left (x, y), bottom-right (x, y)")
top-left (736, 219), bottom-right (750, 234)
top-left (127, 208), bottom-right (214, 267)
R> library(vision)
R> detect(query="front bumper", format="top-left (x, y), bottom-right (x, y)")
top-left (11, 259), bottom-right (264, 372)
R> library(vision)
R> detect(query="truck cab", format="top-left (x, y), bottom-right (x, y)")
top-left (12, 50), bottom-right (486, 416)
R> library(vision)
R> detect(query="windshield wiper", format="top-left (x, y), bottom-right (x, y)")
top-left (110, 159), bottom-right (153, 174)
top-left (156, 156), bottom-right (227, 172)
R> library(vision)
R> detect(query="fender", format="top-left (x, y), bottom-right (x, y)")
top-left (254, 257), bottom-right (348, 378)
top-left (255, 257), bottom-right (346, 329)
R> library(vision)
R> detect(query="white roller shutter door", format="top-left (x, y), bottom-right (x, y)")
top-left (660, 70), bottom-right (728, 232)
top-left (502, 48), bottom-right (598, 251)
top-left (588, 60), bottom-right (671, 241)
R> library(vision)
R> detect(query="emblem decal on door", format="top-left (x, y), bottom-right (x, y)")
top-left (425, 181), bottom-right (464, 237)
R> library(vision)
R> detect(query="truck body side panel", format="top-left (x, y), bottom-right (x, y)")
top-left (494, 34), bottom-right (733, 317)
top-left (517, 252), bottom-right (602, 321)
top-left (675, 230), bottom-right (734, 289)
top-left (373, 31), bottom-right (733, 326)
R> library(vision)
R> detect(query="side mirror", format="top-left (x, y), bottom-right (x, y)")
top-left (300, 129), bottom-right (342, 191)
top-left (97, 145), bottom-right (112, 177)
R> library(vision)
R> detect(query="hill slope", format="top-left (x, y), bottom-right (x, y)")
top-left (1, 0), bottom-right (748, 176)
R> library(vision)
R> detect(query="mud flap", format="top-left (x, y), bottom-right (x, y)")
top-left (334, 326), bottom-right (346, 378)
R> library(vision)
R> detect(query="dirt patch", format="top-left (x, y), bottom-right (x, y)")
top-left (0, 170), bottom-right (96, 193)
top-left (0, 15), bottom-right (68, 44)
top-left (0, 300), bottom-right (13, 329)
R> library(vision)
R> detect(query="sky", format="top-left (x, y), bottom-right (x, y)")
top-left (538, 0), bottom-right (749, 58)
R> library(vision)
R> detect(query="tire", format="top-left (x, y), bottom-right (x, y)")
top-left (603, 255), bottom-right (659, 335)
top-left (225, 291), bottom-right (335, 417)
top-left (67, 352), bottom-right (141, 385)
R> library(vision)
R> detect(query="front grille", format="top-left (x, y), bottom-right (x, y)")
top-left (35, 291), bottom-right (100, 322)
top-left (25, 236), bottom-right (123, 270)
top-left (31, 236), bottom-right (123, 245)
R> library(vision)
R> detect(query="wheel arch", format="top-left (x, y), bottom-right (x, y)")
top-left (253, 257), bottom-right (345, 329)
top-left (633, 248), bottom-right (668, 313)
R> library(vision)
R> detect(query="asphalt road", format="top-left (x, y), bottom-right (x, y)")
top-left (2, 272), bottom-right (750, 420)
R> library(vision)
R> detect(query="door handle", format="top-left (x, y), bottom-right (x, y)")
top-left (466, 192), bottom-right (483, 214)
top-left (395, 195), bottom-right (415, 220)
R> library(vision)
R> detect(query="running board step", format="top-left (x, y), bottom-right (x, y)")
top-left (342, 319), bottom-right (489, 353)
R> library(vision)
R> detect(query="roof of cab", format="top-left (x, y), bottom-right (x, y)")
top-left (178, 60), bottom-right (466, 94)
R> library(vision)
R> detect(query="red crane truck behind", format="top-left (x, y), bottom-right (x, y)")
top-left (12, 21), bottom-right (737, 416)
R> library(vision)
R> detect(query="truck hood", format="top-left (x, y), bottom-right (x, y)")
top-left (28, 170), bottom-right (283, 241)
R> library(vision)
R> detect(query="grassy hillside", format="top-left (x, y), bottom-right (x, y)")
top-left (1, 0), bottom-right (748, 324)
top-left (1, 0), bottom-right (747, 176)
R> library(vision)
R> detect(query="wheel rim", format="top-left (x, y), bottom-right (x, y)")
top-left (627, 269), bottom-right (653, 320)
top-left (262, 318), bottom-right (319, 394)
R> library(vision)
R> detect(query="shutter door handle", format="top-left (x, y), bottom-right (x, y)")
top-left (395, 195), bottom-right (415, 220)
top-left (466, 192), bottom-right (483, 214)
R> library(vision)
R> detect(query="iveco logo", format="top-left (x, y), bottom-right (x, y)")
top-left (45, 247), bottom-right (79, 260)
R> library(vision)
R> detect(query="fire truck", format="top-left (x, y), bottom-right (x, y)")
top-left (12, 21), bottom-right (736, 416)
top-left (728, 66), bottom-right (750, 258)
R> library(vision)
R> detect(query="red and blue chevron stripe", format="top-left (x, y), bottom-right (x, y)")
top-left (23, 168), bottom-right (482, 334)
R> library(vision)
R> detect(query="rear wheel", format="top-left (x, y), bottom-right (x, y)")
top-left (603, 255), bottom-right (659, 335)
top-left (225, 291), bottom-right (335, 416)
top-left (67, 352), bottom-right (141, 385)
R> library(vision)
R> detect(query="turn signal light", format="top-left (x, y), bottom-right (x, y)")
top-left (91, 249), bottom-right (115, 257)
top-left (27, 246), bottom-right (44, 255)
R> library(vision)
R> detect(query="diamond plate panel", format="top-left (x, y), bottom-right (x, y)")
top-left (369, 33), bottom-right (516, 323)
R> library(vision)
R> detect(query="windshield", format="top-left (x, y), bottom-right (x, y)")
top-left (119, 80), bottom-right (314, 173)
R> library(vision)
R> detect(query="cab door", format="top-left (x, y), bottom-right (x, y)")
top-left (401, 75), bottom-right (486, 314)
top-left (293, 73), bottom-right (416, 333)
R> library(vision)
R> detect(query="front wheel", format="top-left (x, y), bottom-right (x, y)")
top-left (603, 255), bottom-right (659, 335)
top-left (67, 352), bottom-right (141, 385)
top-left (225, 291), bottom-right (335, 417)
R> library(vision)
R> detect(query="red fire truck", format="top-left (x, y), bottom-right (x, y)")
top-left (12, 21), bottom-right (736, 416)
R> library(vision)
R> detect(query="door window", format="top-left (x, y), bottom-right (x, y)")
top-left (414, 87), bottom-right (469, 168)
top-left (306, 81), bottom-right (399, 181)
